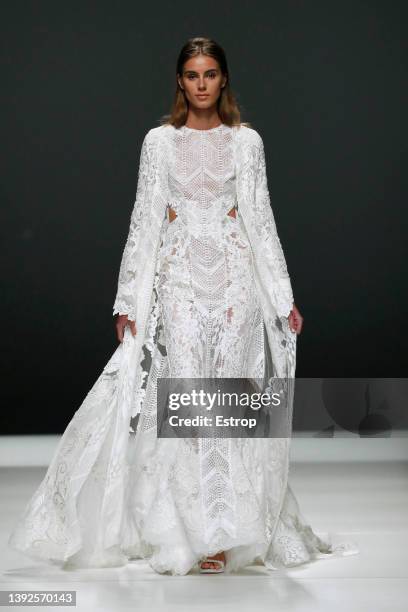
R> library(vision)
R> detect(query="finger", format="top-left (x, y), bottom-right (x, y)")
top-left (130, 321), bottom-right (137, 337)
top-left (117, 324), bottom-right (124, 343)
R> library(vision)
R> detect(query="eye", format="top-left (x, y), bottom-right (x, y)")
top-left (207, 72), bottom-right (217, 78)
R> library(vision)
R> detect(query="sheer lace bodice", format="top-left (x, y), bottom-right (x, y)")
top-left (166, 124), bottom-right (237, 230)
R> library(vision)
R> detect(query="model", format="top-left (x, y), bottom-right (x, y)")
top-left (8, 37), bottom-right (358, 575)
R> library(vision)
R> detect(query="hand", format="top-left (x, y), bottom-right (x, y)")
top-left (288, 303), bottom-right (303, 334)
top-left (116, 314), bottom-right (137, 343)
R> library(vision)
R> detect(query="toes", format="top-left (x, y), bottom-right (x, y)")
top-left (201, 562), bottom-right (219, 569)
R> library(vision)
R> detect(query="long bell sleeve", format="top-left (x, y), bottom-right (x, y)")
top-left (112, 131), bottom-right (152, 322)
top-left (252, 133), bottom-right (294, 318)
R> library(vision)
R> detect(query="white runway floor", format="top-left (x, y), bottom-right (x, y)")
top-left (1, 440), bottom-right (407, 612)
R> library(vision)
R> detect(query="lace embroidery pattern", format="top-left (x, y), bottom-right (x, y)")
top-left (8, 124), bottom-right (358, 575)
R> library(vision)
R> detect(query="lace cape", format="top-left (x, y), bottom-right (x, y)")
top-left (9, 125), bottom-right (322, 573)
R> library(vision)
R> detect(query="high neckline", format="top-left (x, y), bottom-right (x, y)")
top-left (182, 123), bottom-right (225, 132)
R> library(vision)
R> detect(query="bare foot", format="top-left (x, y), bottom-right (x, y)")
top-left (200, 550), bottom-right (226, 571)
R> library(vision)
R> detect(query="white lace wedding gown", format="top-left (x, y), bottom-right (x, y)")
top-left (8, 123), bottom-right (359, 575)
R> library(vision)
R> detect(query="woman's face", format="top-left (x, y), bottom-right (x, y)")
top-left (177, 55), bottom-right (227, 111)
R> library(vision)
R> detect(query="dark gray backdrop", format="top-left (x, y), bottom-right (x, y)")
top-left (1, 1), bottom-right (407, 434)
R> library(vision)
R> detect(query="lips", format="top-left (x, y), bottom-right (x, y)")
top-left (196, 95), bottom-right (209, 98)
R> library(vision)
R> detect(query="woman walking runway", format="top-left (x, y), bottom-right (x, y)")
top-left (8, 36), bottom-right (358, 575)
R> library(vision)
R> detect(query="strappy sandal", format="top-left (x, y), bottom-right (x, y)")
top-left (199, 556), bottom-right (225, 574)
